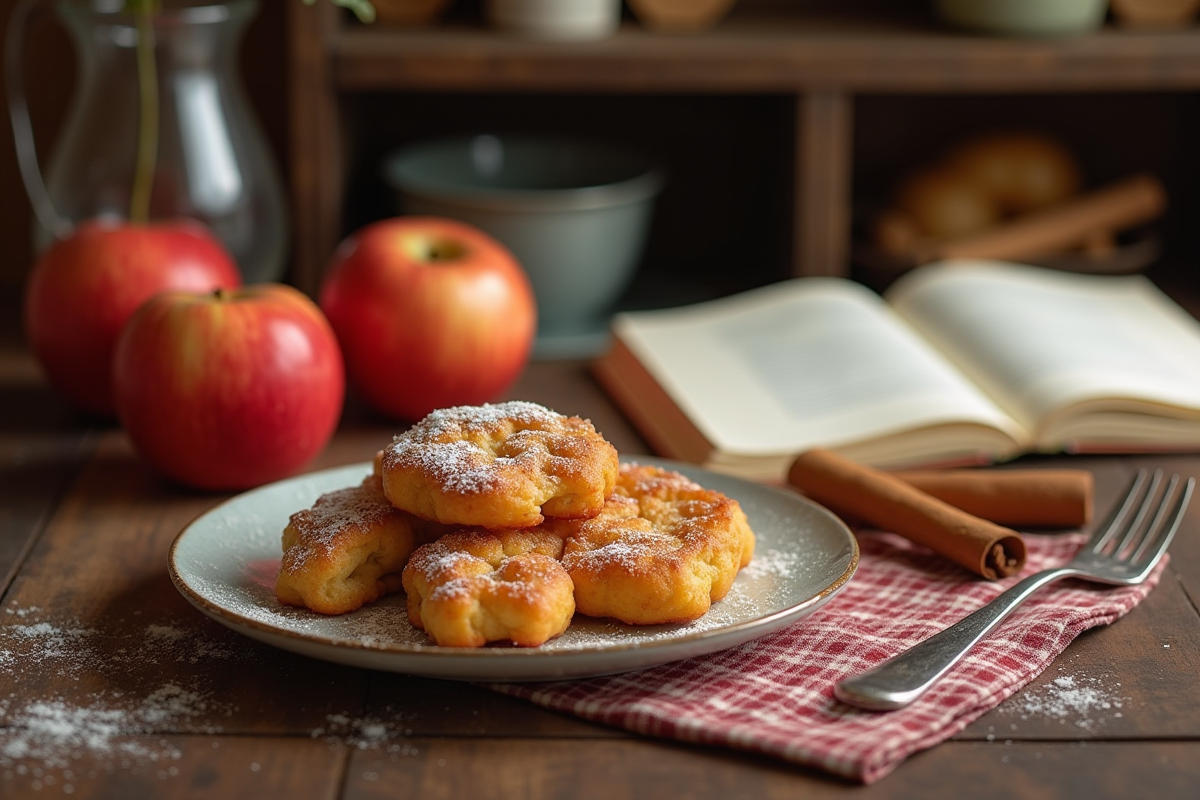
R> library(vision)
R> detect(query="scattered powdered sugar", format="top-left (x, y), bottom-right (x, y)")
top-left (739, 546), bottom-right (800, 581)
top-left (4, 606), bottom-right (41, 619)
top-left (0, 605), bottom-right (239, 788)
top-left (310, 711), bottom-right (420, 758)
top-left (0, 684), bottom-right (223, 772)
top-left (1000, 672), bottom-right (1126, 730)
top-left (0, 611), bottom-right (241, 677)
top-left (7, 621), bottom-right (93, 664)
top-left (0, 604), bottom-right (423, 791)
top-left (138, 624), bottom-right (238, 665)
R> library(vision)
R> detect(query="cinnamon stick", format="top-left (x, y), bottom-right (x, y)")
top-left (925, 172), bottom-right (1166, 263)
top-left (890, 468), bottom-right (1093, 528)
top-left (787, 449), bottom-right (1026, 580)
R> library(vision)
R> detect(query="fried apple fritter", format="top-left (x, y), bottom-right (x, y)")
top-left (554, 463), bottom-right (755, 625)
top-left (381, 401), bottom-right (618, 529)
top-left (401, 528), bottom-right (574, 647)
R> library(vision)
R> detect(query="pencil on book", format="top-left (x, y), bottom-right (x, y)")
top-left (889, 468), bottom-right (1093, 528)
top-left (787, 449), bottom-right (1026, 580)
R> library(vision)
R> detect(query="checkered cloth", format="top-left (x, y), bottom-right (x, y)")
top-left (493, 530), bottom-right (1164, 783)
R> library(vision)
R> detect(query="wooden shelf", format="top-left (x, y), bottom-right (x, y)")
top-left (287, 4), bottom-right (1200, 295)
top-left (334, 17), bottom-right (1200, 94)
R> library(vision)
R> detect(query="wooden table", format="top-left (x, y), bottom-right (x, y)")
top-left (3, 318), bottom-right (1200, 798)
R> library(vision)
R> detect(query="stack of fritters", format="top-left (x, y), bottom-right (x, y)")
top-left (276, 400), bottom-right (756, 647)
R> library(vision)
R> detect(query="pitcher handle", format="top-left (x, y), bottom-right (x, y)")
top-left (5, 0), bottom-right (74, 242)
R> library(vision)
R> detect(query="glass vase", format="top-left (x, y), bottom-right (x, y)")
top-left (7, 0), bottom-right (288, 283)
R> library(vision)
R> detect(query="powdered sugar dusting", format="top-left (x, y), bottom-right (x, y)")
top-left (1, 692), bottom-right (195, 774)
top-left (409, 547), bottom-right (480, 579)
top-left (408, 441), bottom-right (504, 494)
top-left (311, 710), bottom-right (421, 758)
top-left (386, 401), bottom-right (570, 494)
top-left (0, 610), bottom-right (243, 679)
top-left (4, 621), bottom-right (92, 667)
top-left (619, 460), bottom-right (704, 495)
top-left (999, 672), bottom-right (1127, 730)
top-left (288, 482), bottom-right (398, 552)
top-left (0, 604), bottom-right (423, 791)
top-left (565, 530), bottom-right (670, 572)
top-left (0, 606), bottom-right (237, 788)
top-left (740, 546), bottom-right (801, 581)
top-left (413, 401), bottom-right (565, 437)
top-left (139, 624), bottom-right (238, 665)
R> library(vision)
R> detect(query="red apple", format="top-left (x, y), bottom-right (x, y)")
top-left (112, 284), bottom-right (345, 491)
top-left (23, 219), bottom-right (242, 416)
top-left (318, 216), bottom-right (536, 420)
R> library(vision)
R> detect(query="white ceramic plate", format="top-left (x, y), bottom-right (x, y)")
top-left (168, 457), bottom-right (858, 682)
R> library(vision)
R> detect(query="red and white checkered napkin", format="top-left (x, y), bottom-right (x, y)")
top-left (493, 531), bottom-right (1165, 784)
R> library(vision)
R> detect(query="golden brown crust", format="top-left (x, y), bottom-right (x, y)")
top-left (553, 463), bottom-right (756, 625)
top-left (381, 401), bottom-right (619, 529)
top-left (283, 422), bottom-right (756, 642)
top-left (276, 476), bottom-right (448, 615)
top-left (401, 528), bottom-right (574, 647)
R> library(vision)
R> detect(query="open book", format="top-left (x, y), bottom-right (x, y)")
top-left (593, 260), bottom-right (1200, 483)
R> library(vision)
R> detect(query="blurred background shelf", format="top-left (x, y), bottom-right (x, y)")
top-left (332, 16), bottom-right (1200, 93)
top-left (4, 2), bottom-right (1198, 308)
top-left (288, 1), bottom-right (1200, 302)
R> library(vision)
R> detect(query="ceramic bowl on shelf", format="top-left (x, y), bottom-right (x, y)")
top-left (628, 0), bottom-right (739, 32)
top-left (1110, 0), bottom-right (1200, 27)
top-left (486, 0), bottom-right (622, 41)
top-left (934, 0), bottom-right (1109, 36)
top-left (383, 134), bottom-right (665, 358)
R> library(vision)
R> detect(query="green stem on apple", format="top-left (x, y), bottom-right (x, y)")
top-left (122, 0), bottom-right (370, 227)
top-left (126, 0), bottom-right (161, 225)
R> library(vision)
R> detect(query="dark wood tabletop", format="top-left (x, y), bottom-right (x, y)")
top-left (2, 298), bottom-right (1199, 799)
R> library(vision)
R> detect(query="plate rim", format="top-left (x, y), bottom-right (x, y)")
top-left (167, 457), bottom-right (859, 679)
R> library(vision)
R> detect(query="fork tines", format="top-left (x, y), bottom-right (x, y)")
top-left (1090, 469), bottom-right (1194, 565)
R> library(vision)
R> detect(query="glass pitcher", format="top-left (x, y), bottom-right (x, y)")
top-left (6, 0), bottom-right (288, 283)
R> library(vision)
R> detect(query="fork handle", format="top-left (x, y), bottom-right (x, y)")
top-left (834, 566), bottom-right (1077, 711)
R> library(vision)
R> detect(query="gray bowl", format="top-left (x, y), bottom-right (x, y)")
top-left (383, 134), bottom-right (664, 353)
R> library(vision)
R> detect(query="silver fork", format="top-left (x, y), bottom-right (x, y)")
top-left (834, 469), bottom-right (1194, 712)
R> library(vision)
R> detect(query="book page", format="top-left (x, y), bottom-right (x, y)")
top-left (886, 260), bottom-right (1200, 446)
top-left (612, 278), bottom-right (1026, 461)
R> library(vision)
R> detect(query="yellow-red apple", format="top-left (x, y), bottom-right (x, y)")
top-left (23, 219), bottom-right (242, 416)
top-left (113, 284), bottom-right (345, 491)
top-left (318, 217), bottom-right (536, 420)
